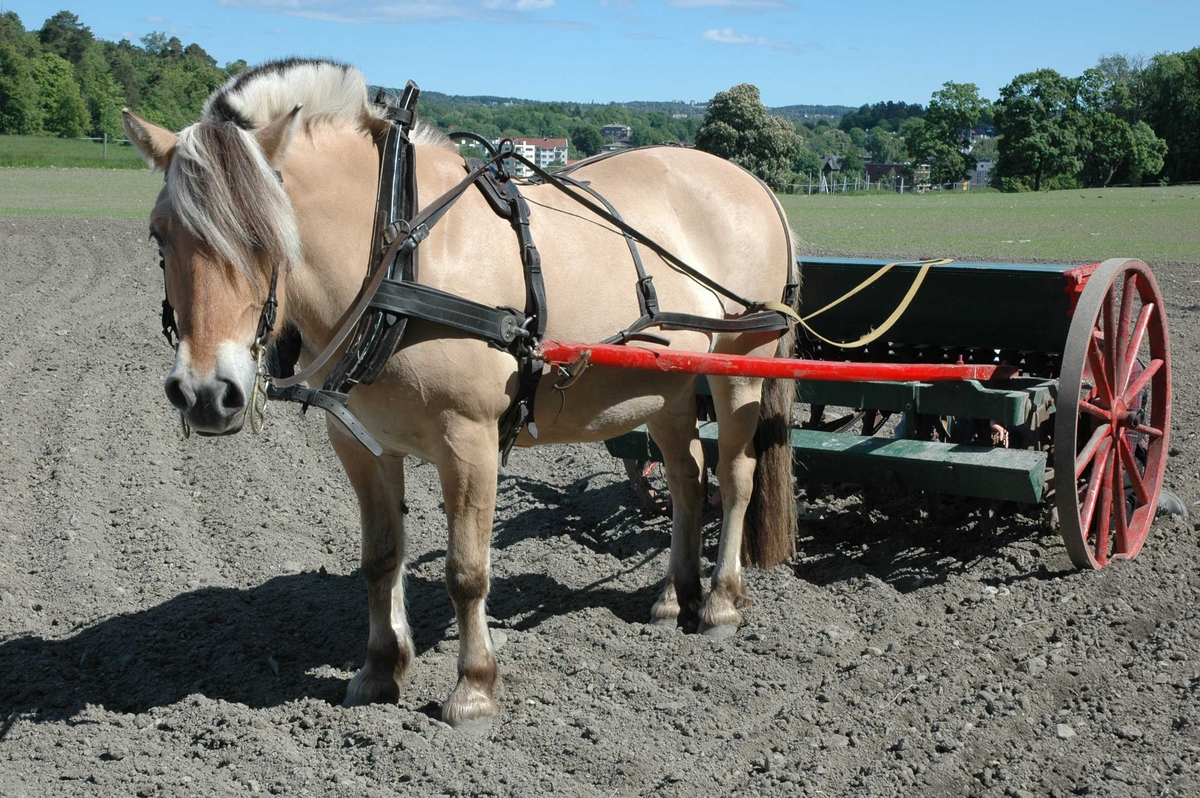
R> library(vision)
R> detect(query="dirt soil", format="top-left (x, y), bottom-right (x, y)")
top-left (1, 216), bottom-right (1198, 798)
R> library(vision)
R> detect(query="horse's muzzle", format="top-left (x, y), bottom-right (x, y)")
top-left (163, 342), bottom-right (254, 435)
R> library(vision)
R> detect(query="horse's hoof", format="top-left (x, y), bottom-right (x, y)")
top-left (698, 621), bottom-right (738, 640)
top-left (650, 616), bottom-right (677, 628)
top-left (343, 669), bottom-right (400, 707)
top-left (442, 687), bottom-right (499, 728)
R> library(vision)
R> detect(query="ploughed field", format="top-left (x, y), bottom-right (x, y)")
top-left (0, 213), bottom-right (1199, 798)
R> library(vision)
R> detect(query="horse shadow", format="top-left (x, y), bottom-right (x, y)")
top-left (0, 482), bottom-right (665, 730)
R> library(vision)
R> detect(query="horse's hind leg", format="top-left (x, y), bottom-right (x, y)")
top-left (646, 390), bottom-right (706, 628)
top-left (436, 422), bottom-right (502, 727)
top-left (327, 421), bottom-right (413, 707)
top-left (700, 374), bottom-right (762, 637)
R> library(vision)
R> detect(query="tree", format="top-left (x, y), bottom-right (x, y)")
top-left (1128, 120), bottom-right (1167, 184)
top-left (695, 83), bottom-right (803, 189)
top-left (32, 51), bottom-right (89, 137)
top-left (971, 135), bottom-right (999, 162)
top-left (866, 127), bottom-right (904, 163)
top-left (1141, 47), bottom-right (1200, 183)
top-left (569, 124), bottom-right (602, 157)
top-left (38, 10), bottom-right (92, 64)
top-left (908, 81), bottom-right (988, 183)
top-left (0, 13), bottom-right (42, 134)
top-left (76, 43), bottom-right (125, 137)
top-left (993, 69), bottom-right (1083, 191)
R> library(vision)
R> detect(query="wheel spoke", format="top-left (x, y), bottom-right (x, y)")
top-left (1080, 437), bottom-right (1113, 535)
top-left (1118, 436), bottom-right (1150, 505)
top-left (1117, 302), bottom-right (1154, 396)
top-left (1087, 332), bottom-right (1114, 408)
top-left (1075, 423), bottom-right (1112, 479)
top-left (1078, 401), bottom-right (1112, 423)
top-left (1115, 272), bottom-right (1136, 388)
top-left (1093, 451), bottom-right (1114, 566)
top-left (1135, 423), bottom-right (1164, 439)
top-left (1103, 286), bottom-right (1117, 388)
top-left (1123, 358), bottom-right (1162, 406)
top-left (1112, 442), bottom-right (1127, 555)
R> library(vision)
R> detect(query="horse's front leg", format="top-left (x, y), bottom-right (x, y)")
top-left (327, 420), bottom-right (413, 707)
top-left (436, 422), bottom-right (501, 727)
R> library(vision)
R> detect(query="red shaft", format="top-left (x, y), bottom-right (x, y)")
top-left (538, 340), bottom-right (1016, 382)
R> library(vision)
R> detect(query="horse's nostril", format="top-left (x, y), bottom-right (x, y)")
top-left (221, 378), bottom-right (246, 412)
top-left (164, 376), bottom-right (191, 411)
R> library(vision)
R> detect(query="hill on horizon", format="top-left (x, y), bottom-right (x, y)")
top-left (385, 88), bottom-right (851, 122)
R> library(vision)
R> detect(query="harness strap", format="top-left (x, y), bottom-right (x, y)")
top-left (556, 174), bottom-right (658, 318)
top-left (267, 384), bottom-right (382, 455)
top-left (507, 150), bottom-right (799, 323)
top-left (271, 148), bottom-right (509, 392)
top-left (369, 280), bottom-right (527, 347)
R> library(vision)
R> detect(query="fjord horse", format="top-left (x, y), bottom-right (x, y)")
top-left (123, 59), bottom-right (798, 726)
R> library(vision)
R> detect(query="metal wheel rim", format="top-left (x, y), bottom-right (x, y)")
top-left (1054, 258), bottom-right (1172, 569)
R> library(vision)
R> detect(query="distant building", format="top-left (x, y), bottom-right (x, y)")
top-left (600, 124), bottom-right (632, 143)
top-left (520, 137), bottom-right (569, 168)
top-left (820, 155), bottom-right (841, 174)
top-left (967, 126), bottom-right (996, 145)
top-left (968, 158), bottom-right (993, 188)
top-left (486, 137), bottom-right (570, 177)
top-left (865, 163), bottom-right (905, 183)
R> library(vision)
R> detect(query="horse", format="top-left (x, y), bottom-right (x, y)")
top-left (122, 58), bottom-right (800, 727)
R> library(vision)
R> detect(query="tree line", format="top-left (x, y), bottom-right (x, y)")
top-left (0, 10), bottom-right (705, 159)
top-left (700, 50), bottom-right (1198, 192)
top-left (2, 10), bottom-right (1197, 191)
top-left (0, 11), bottom-right (246, 139)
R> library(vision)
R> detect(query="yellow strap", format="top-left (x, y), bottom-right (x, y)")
top-left (750, 299), bottom-right (802, 323)
top-left (796, 257), bottom-right (952, 349)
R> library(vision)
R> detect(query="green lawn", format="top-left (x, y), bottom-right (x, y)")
top-left (1, 166), bottom-right (1198, 265)
top-left (781, 185), bottom-right (1200, 264)
top-left (0, 135), bottom-right (146, 169)
top-left (0, 168), bottom-right (162, 219)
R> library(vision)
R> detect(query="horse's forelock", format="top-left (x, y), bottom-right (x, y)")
top-left (167, 121), bottom-right (303, 284)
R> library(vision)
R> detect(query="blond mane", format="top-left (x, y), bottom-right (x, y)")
top-left (167, 59), bottom-right (447, 280)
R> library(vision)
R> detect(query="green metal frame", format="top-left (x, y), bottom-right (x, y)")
top-left (604, 422), bottom-right (1046, 503)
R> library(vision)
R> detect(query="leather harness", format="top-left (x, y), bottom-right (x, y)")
top-left (158, 83), bottom-right (799, 460)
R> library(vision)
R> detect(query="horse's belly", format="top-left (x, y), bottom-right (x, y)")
top-left (517, 367), bottom-right (696, 446)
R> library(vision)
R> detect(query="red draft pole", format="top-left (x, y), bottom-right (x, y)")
top-left (537, 340), bottom-right (1017, 383)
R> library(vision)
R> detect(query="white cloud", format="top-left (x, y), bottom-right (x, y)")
top-left (671, 0), bottom-right (789, 8)
top-left (701, 27), bottom-right (792, 51)
top-left (146, 15), bottom-right (167, 23)
top-left (217, 0), bottom-right (554, 23)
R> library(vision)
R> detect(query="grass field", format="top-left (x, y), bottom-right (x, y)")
top-left (781, 185), bottom-right (1200, 264)
top-left (0, 168), bottom-right (162, 219)
top-left (0, 135), bottom-right (145, 169)
top-left (1, 166), bottom-right (1197, 264)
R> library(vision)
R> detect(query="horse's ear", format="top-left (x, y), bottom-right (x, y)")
top-left (122, 109), bottom-right (177, 171)
top-left (255, 104), bottom-right (304, 164)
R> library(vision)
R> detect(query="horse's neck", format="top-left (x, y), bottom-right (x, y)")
top-left (283, 133), bottom-right (464, 354)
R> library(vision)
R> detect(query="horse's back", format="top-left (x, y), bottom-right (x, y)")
top-left (525, 146), bottom-right (792, 337)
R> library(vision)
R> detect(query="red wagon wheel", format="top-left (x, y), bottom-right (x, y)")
top-left (1054, 258), bottom-right (1172, 569)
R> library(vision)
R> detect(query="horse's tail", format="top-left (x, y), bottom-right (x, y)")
top-left (742, 228), bottom-right (800, 569)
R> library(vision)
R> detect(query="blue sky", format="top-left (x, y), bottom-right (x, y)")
top-left (7, 1), bottom-right (1198, 106)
